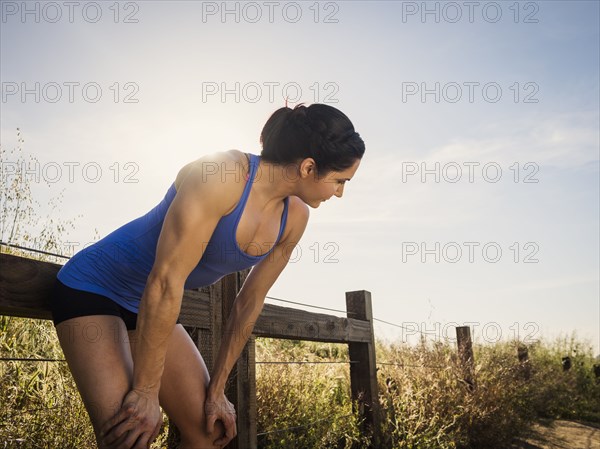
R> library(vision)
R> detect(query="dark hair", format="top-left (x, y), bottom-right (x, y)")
top-left (259, 103), bottom-right (365, 177)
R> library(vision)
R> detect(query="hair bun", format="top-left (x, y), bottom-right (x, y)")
top-left (289, 103), bottom-right (308, 120)
top-left (287, 103), bottom-right (312, 134)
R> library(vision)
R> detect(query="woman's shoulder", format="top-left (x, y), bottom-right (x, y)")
top-left (174, 149), bottom-right (248, 191)
top-left (172, 150), bottom-right (249, 217)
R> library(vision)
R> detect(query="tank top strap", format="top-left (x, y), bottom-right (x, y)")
top-left (245, 152), bottom-right (258, 182)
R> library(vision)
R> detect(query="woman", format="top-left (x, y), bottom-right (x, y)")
top-left (50, 103), bottom-right (365, 449)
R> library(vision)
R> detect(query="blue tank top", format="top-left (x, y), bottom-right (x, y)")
top-left (57, 153), bottom-right (289, 313)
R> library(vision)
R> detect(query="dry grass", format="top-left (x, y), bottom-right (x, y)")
top-left (1, 318), bottom-right (599, 448)
top-left (0, 316), bottom-right (171, 449)
top-left (374, 336), bottom-right (599, 449)
top-left (255, 338), bottom-right (369, 449)
top-left (0, 316), bottom-right (97, 448)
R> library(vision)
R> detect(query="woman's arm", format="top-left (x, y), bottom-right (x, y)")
top-left (205, 197), bottom-right (310, 444)
top-left (100, 152), bottom-right (240, 448)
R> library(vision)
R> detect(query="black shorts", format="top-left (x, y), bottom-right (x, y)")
top-left (50, 278), bottom-right (180, 330)
top-left (50, 278), bottom-right (180, 331)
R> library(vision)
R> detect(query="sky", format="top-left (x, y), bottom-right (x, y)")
top-left (1, 0), bottom-right (599, 354)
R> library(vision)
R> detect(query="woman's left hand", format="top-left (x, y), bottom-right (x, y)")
top-left (204, 390), bottom-right (237, 447)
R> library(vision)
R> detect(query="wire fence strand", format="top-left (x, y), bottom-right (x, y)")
top-left (377, 361), bottom-right (448, 370)
top-left (265, 295), bottom-right (351, 316)
top-left (373, 317), bottom-right (417, 332)
top-left (0, 241), bottom-right (70, 259)
top-left (256, 360), bottom-right (358, 365)
top-left (0, 357), bottom-right (66, 362)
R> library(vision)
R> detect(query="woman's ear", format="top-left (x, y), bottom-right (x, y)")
top-left (300, 157), bottom-right (316, 177)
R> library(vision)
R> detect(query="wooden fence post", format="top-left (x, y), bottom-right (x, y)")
top-left (167, 283), bottom-right (223, 448)
top-left (456, 326), bottom-right (475, 390)
top-left (562, 356), bottom-right (572, 371)
top-left (221, 271), bottom-right (256, 449)
top-left (346, 290), bottom-right (381, 448)
top-left (517, 344), bottom-right (531, 380)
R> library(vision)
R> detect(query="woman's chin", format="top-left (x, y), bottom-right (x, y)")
top-left (303, 198), bottom-right (327, 208)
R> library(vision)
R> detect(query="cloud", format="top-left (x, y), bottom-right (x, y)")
top-left (493, 273), bottom-right (599, 293)
top-left (422, 110), bottom-right (599, 170)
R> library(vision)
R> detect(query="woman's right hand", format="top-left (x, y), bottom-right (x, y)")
top-left (99, 388), bottom-right (163, 449)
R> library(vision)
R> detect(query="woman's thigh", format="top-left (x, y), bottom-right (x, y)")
top-left (127, 324), bottom-right (225, 448)
top-left (55, 315), bottom-right (134, 439)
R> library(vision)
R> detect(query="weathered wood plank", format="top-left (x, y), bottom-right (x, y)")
top-left (178, 288), bottom-right (212, 328)
top-left (253, 303), bottom-right (373, 343)
top-left (0, 252), bottom-right (60, 319)
top-left (0, 253), bottom-right (215, 324)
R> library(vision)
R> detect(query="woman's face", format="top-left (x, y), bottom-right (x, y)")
top-left (299, 158), bottom-right (361, 208)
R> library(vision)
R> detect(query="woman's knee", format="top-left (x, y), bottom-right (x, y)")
top-left (53, 316), bottom-right (134, 439)
top-left (178, 418), bottom-right (226, 449)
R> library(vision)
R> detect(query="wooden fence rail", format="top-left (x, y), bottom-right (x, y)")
top-left (0, 252), bottom-right (382, 448)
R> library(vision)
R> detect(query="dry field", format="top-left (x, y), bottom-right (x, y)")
top-left (512, 420), bottom-right (600, 449)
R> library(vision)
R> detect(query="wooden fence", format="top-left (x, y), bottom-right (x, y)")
top-left (0, 252), bottom-right (382, 448)
top-left (3, 251), bottom-right (568, 447)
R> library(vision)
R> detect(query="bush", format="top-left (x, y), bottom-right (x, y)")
top-left (0, 316), bottom-right (97, 448)
top-left (255, 338), bottom-right (370, 449)
top-left (526, 334), bottom-right (600, 422)
top-left (375, 336), bottom-right (599, 449)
